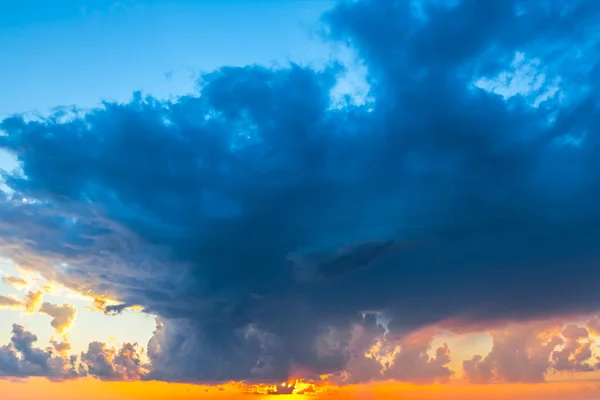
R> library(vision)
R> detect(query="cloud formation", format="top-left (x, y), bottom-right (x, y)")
top-left (1, 275), bottom-right (29, 290)
top-left (587, 316), bottom-right (600, 337)
top-left (39, 302), bottom-right (77, 335)
top-left (81, 341), bottom-right (148, 381)
top-left (463, 320), bottom-right (600, 383)
top-left (23, 290), bottom-right (43, 313)
top-left (463, 321), bottom-right (563, 383)
top-left (1, 0), bottom-right (600, 384)
top-left (0, 295), bottom-right (21, 309)
top-left (0, 324), bottom-right (145, 381)
top-left (0, 290), bottom-right (44, 311)
top-left (0, 324), bottom-right (83, 379)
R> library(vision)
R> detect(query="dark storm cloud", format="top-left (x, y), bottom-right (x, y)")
top-left (1, 0), bottom-right (600, 384)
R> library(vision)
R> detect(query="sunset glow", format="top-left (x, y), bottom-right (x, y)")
top-left (2, 0), bottom-right (600, 399)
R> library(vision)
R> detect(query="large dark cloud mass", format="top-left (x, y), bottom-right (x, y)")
top-left (1, 0), bottom-right (600, 384)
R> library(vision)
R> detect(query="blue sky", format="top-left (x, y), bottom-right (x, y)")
top-left (0, 0), bottom-right (336, 358)
top-left (0, 0), bottom-right (334, 117)
top-left (2, 0), bottom-right (600, 395)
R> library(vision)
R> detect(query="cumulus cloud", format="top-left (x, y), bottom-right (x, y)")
top-left (23, 290), bottom-right (43, 313)
top-left (317, 314), bottom-right (452, 384)
top-left (382, 331), bottom-right (452, 383)
top-left (463, 319), bottom-right (600, 383)
top-left (463, 321), bottom-right (563, 383)
top-left (81, 341), bottom-right (148, 381)
top-left (551, 325), bottom-right (596, 372)
top-left (1, 0), bottom-right (600, 384)
top-left (0, 324), bottom-right (84, 379)
top-left (39, 302), bottom-right (77, 334)
top-left (0, 323), bottom-right (146, 381)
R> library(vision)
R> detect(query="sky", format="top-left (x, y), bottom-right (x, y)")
top-left (1, 0), bottom-right (600, 399)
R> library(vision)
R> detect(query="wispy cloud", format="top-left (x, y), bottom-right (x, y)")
top-left (1, 275), bottom-right (29, 290)
top-left (0, 294), bottom-right (21, 309)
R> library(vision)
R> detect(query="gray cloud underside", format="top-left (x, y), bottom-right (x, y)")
top-left (1, 0), bottom-right (600, 383)
top-left (0, 324), bottom-right (146, 381)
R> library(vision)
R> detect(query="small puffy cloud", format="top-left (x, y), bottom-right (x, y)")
top-left (270, 382), bottom-right (295, 395)
top-left (0, 295), bottom-right (22, 309)
top-left (87, 296), bottom-right (129, 314)
top-left (0, 324), bottom-right (84, 379)
top-left (81, 341), bottom-right (148, 381)
top-left (551, 324), bottom-right (595, 372)
top-left (89, 297), bottom-right (110, 313)
top-left (39, 302), bottom-right (77, 334)
top-left (23, 290), bottom-right (43, 313)
top-left (0, 323), bottom-right (145, 381)
top-left (1, 276), bottom-right (29, 290)
top-left (50, 339), bottom-right (72, 358)
top-left (41, 283), bottom-right (55, 293)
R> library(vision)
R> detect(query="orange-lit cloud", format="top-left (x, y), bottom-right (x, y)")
top-left (23, 290), bottom-right (43, 313)
top-left (0, 294), bottom-right (22, 308)
top-left (86, 296), bottom-right (133, 315)
top-left (5, 312), bottom-right (600, 387)
top-left (241, 379), bottom-right (335, 396)
top-left (39, 302), bottom-right (77, 334)
top-left (463, 319), bottom-right (600, 384)
top-left (1, 275), bottom-right (30, 290)
top-left (1, 290), bottom-right (45, 311)
top-left (586, 316), bottom-right (600, 337)
top-left (3, 379), bottom-right (600, 400)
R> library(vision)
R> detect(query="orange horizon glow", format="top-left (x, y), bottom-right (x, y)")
top-left (3, 378), bottom-right (600, 400)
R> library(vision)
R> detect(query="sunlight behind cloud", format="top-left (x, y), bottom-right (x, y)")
top-left (1, 0), bottom-right (600, 398)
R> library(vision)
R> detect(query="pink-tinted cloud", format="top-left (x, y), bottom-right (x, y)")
top-left (463, 316), bottom-right (600, 384)
top-left (586, 316), bottom-right (600, 337)
top-left (325, 316), bottom-right (452, 385)
top-left (552, 325), bottom-right (596, 372)
top-left (463, 321), bottom-right (562, 383)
